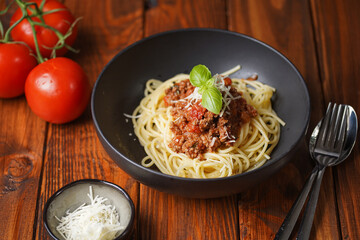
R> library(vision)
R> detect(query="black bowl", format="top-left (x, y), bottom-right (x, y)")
top-left (91, 29), bottom-right (310, 198)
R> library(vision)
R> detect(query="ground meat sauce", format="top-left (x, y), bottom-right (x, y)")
top-left (164, 78), bottom-right (257, 159)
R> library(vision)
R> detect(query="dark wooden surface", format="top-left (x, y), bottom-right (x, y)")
top-left (0, 0), bottom-right (359, 239)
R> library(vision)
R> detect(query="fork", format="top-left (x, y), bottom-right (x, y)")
top-left (296, 103), bottom-right (348, 239)
top-left (274, 103), bottom-right (349, 240)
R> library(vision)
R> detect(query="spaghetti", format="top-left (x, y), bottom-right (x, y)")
top-left (130, 67), bottom-right (284, 179)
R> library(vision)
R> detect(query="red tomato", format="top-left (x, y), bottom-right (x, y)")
top-left (186, 122), bottom-right (201, 134)
top-left (188, 103), bottom-right (206, 120)
top-left (10, 0), bottom-right (77, 58)
top-left (0, 43), bottom-right (37, 98)
top-left (223, 77), bottom-right (232, 86)
top-left (25, 57), bottom-right (90, 123)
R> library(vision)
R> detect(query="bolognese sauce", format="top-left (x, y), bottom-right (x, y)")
top-left (164, 77), bottom-right (257, 159)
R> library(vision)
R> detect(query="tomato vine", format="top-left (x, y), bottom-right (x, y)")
top-left (0, 0), bottom-right (80, 63)
top-left (0, 0), bottom-right (90, 124)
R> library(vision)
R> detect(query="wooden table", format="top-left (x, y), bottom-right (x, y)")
top-left (1, 0), bottom-right (359, 239)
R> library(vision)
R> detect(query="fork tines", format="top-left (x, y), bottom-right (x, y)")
top-left (315, 102), bottom-right (348, 158)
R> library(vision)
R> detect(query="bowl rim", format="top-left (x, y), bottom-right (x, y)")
top-left (43, 179), bottom-right (135, 240)
top-left (91, 28), bottom-right (311, 182)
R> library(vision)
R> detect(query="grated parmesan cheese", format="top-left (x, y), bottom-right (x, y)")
top-left (213, 74), bottom-right (239, 117)
top-left (210, 137), bottom-right (217, 147)
top-left (55, 186), bottom-right (125, 240)
top-left (182, 87), bottom-right (203, 108)
top-left (183, 74), bottom-right (241, 118)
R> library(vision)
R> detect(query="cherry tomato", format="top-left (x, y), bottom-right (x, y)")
top-left (10, 0), bottom-right (77, 58)
top-left (223, 77), bottom-right (232, 86)
top-left (0, 43), bottom-right (38, 98)
top-left (25, 57), bottom-right (90, 123)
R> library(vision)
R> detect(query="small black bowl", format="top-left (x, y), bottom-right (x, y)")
top-left (43, 179), bottom-right (135, 240)
top-left (91, 28), bottom-right (310, 198)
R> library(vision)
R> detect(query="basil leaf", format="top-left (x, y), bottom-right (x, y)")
top-left (201, 86), bottom-right (222, 114)
top-left (189, 64), bottom-right (212, 87)
top-left (198, 85), bottom-right (207, 94)
top-left (205, 77), bottom-right (214, 88)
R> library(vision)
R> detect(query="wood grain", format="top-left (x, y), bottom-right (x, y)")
top-left (32, 0), bottom-right (144, 239)
top-left (0, 2), bottom-right (46, 240)
top-left (144, 0), bottom-right (227, 36)
top-left (311, 0), bottom-right (360, 239)
top-left (227, 0), bottom-right (339, 239)
top-left (0, 98), bottom-right (46, 239)
top-left (141, 1), bottom-right (239, 239)
top-left (1, 0), bottom-right (359, 239)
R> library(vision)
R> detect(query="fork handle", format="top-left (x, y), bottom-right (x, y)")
top-left (296, 164), bottom-right (326, 240)
top-left (274, 166), bottom-right (319, 240)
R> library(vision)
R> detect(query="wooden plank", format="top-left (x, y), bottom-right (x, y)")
top-left (140, 193), bottom-right (239, 239)
top-left (144, 0), bottom-right (227, 36)
top-left (0, 1), bottom-right (47, 239)
top-left (33, 0), bottom-right (144, 239)
top-left (227, 0), bottom-right (340, 239)
top-left (310, 0), bottom-right (360, 239)
top-left (0, 99), bottom-right (46, 240)
top-left (141, 0), bottom-right (239, 239)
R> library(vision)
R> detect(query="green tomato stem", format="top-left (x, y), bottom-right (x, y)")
top-left (0, 0), bottom-right (79, 63)
top-left (0, 0), bottom-right (15, 38)
top-left (29, 20), bottom-right (45, 63)
top-left (1, 0), bottom-right (26, 43)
